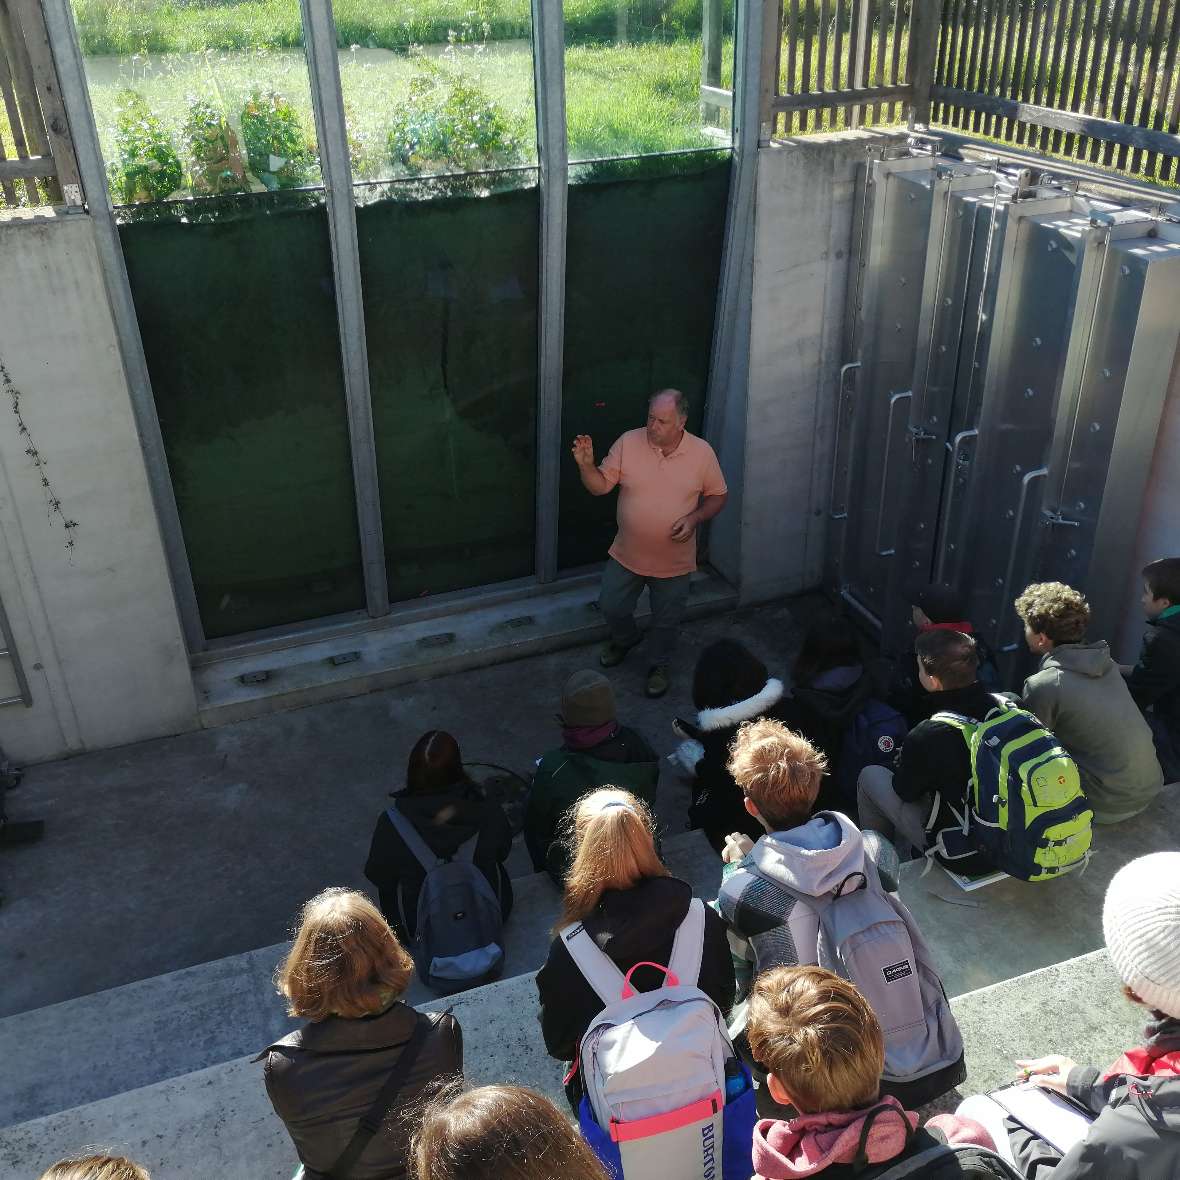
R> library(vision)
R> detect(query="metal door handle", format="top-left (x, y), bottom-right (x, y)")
top-left (934, 428), bottom-right (979, 583)
top-left (875, 390), bottom-right (912, 556)
top-left (829, 362), bottom-right (861, 520)
top-left (998, 466), bottom-right (1048, 634)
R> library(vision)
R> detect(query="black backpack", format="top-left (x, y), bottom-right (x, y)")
top-left (858, 1127), bottom-right (1025, 1179)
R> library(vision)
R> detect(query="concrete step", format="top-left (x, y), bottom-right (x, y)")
top-left (895, 781), bottom-right (1180, 997)
top-left (0, 948), bottom-right (1140, 1180)
top-left (194, 570), bottom-right (737, 727)
top-left (0, 830), bottom-right (722, 1126)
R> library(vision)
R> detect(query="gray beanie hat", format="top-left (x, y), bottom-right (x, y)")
top-left (1102, 851), bottom-right (1180, 1018)
top-left (561, 670), bottom-right (617, 728)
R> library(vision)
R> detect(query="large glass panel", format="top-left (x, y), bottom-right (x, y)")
top-left (120, 198), bottom-right (364, 638)
top-left (70, 0), bottom-right (364, 638)
top-left (565, 0), bottom-right (735, 162)
top-left (358, 174), bottom-right (539, 601)
top-left (558, 151), bottom-right (732, 570)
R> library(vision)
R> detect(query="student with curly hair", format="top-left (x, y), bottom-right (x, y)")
top-left (1015, 582), bottom-right (1162, 824)
top-left (37, 1157), bottom-right (150, 1180)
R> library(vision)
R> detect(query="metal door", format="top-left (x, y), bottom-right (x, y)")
top-left (829, 151), bottom-right (1180, 675)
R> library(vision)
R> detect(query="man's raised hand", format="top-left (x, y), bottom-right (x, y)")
top-left (571, 434), bottom-right (596, 468)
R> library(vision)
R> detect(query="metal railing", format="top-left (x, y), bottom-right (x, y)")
top-left (0, 0), bottom-right (80, 207)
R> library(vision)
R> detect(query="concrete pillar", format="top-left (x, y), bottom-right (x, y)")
top-left (0, 210), bottom-right (196, 761)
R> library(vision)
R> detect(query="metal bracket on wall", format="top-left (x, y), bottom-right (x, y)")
top-left (874, 389), bottom-right (914, 556)
top-left (0, 592), bottom-right (31, 707)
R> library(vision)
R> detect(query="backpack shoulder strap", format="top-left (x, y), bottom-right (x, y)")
top-left (667, 897), bottom-right (706, 988)
top-left (385, 805), bottom-right (443, 872)
top-left (325, 1011), bottom-right (437, 1179)
top-left (930, 710), bottom-right (973, 732)
top-left (559, 920), bottom-right (628, 1006)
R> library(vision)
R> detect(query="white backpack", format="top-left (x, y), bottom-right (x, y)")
top-left (561, 899), bottom-right (735, 1179)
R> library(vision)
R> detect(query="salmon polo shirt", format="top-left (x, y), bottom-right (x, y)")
top-left (597, 428), bottom-right (728, 579)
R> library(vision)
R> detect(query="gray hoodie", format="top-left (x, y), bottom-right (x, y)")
top-left (1022, 641), bottom-right (1163, 824)
top-left (716, 812), bottom-right (868, 1005)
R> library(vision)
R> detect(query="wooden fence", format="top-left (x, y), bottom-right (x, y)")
top-left (746, 0), bottom-right (1180, 184)
top-left (0, 0), bottom-right (80, 208)
top-left (931, 0), bottom-right (1180, 183)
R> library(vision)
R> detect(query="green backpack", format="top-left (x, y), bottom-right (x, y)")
top-left (929, 696), bottom-right (1093, 882)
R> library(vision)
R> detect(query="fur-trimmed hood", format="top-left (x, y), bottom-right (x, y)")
top-left (696, 678), bottom-right (785, 732)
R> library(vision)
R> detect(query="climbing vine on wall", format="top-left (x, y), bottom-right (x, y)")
top-left (0, 358), bottom-right (79, 556)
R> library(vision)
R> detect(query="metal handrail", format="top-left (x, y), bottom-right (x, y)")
top-left (934, 427), bottom-right (979, 582)
top-left (998, 465), bottom-right (1048, 643)
top-left (829, 361), bottom-right (861, 520)
top-left (875, 390), bottom-right (913, 556)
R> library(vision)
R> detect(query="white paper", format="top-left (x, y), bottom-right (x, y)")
top-left (990, 1082), bottom-right (1093, 1154)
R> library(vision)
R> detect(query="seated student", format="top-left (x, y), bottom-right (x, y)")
top-left (258, 888), bottom-right (462, 1180)
top-left (858, 628), bottom-right (997, 862)
top-left (950, 851), bottom-right (1180, 1179)
top-left (413, 1083), bottom-right (608, 1180)
top-left (675, 638), bottom-right (797, 851)
top-left (525, 670), bottom-right (659, 884)
top-left (890, 583), bottom-right (999, 726)
top-left (717, 720), bottom-right (966, 1114)
top-left (38, 1157), bottom-right (150, 1180)
top-left (534, 787), bottom-right (735, 1108)
top-left (789, 613), bottom-right (906, 813)
top-left (1124, 557), bottom-right (1180, 783)
top-left (1016, 582), bottom-right (1162, 825)
top-left (364, 730), bottom-right (513, 945)
top-left (746, 966), bottom-right (999, 1180)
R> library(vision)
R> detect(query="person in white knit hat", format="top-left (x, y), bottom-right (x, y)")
top-left (954, 851), bottom-right (1180, 1179)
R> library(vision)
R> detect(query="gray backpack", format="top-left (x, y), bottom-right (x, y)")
top-left (385, 805), bottom-right (504, 995)
top-left (760, 859), bottom-right (965, 1106)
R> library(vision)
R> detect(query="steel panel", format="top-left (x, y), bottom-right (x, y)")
top-left (837, 154), bottom-right (937, 622)
top-left (962, 198), bottom-right (1090, 656)
top-left (1038, 222), bottom-right (1180, 635)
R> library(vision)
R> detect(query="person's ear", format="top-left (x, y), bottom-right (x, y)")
top-left (766, 1072), bottom-right (795, 1108)
top-left (743, 796), bottom-right (760, 820)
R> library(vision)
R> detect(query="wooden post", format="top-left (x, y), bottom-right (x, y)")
top-left (848, 0), bottom-right (871, 128)
top-left (908, 0), bottom-right (942, 128)
top-left (0, 0), bottom-right (59, 201)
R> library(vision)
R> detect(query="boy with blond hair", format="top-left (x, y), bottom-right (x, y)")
top-left (747, 966), bottom-right (1004, 1179)
top-left (1016, 581), bottom-right (1162, 824)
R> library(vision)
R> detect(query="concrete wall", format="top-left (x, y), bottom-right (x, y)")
top-left (0, 210), bottom-right (196, 762)
top-left (719, 130), bottom-right (891, 605)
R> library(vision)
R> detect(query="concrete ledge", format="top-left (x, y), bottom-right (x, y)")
top-left (0, 947), bottom-right (1139, 1180)
top-left (897, 783), bottom-right (1180, 997)
top-left (0, 832), bottom-right (721, 1125)
top-left (194, 570), bottom-right (737, 727)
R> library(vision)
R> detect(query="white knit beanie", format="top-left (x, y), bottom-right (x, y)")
top-left (1103, 852), bottom-right (1180, 1019)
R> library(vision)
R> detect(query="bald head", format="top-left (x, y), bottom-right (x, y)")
top-left (646, 389), bottom-right (688, 452)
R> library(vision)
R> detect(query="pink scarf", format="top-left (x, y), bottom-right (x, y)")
top-left (752, 1098), bottom-right (918, 1178)
top-left (562, 720), bottom-right (619, 751)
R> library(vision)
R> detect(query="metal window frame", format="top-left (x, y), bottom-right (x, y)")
top-left (299, 0), bottom-right (389, 618)
top-left (532, 0), bottom-right (568, 584)
top-left (39, 0), bottom-right (207, 653)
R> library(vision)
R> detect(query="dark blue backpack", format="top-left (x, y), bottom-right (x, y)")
top-left (834, 698), bottom-right (907, 807)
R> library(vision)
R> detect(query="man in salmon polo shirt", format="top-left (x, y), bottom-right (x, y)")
top-left (571, 389), bottom-right (728, 698)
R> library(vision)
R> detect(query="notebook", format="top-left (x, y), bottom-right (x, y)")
top-left (990, 1082), bottom-right (1093, 1154)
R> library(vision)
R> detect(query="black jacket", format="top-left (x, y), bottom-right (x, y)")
top-left (258, 1002), bottom-right (462, 1180)
top-left (364, 782), bottom-right (513, 945)
top-left (1125, 613), bottom-right (1180, 737)
top-left (536, 875), bottom-right (736, 1071)
top-left (679, 677), bottom-right (800, 850)
top-left (891, 681), bottom-right (999, 814)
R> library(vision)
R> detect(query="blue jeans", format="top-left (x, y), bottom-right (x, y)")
top-left (598, 558), bottom-right (691, 665)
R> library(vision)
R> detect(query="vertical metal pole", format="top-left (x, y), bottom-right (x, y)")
top-left (702, 0), bottom-right (766, 587)
top-left (299, 0), bottom-right (389, 617)
top-left (532, 0), bottom-right (568, 584)
top-left (701, 0), bottom-right (724, 125)
top-left (39, 0), bottom-right (207, 653)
